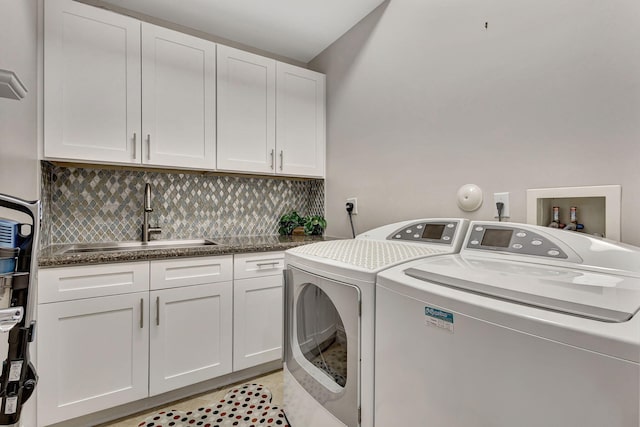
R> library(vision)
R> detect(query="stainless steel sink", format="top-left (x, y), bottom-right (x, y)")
top-left (57, 239), bottom-right (219, 255)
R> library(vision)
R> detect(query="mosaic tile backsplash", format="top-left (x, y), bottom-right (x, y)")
top-left (40, 162), bottom-right (324, 245)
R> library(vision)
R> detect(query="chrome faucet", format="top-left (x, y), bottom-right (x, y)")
top-left (142, 183), bottom-right (162, 242)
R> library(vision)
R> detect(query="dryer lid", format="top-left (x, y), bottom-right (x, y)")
top-left (287, 239), bottom-right (448, 271)
top-left (404, 255), bottom-right (640, 323)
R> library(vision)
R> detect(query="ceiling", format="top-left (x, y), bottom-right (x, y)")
top-left (93, 0), bottom-right (387, 63)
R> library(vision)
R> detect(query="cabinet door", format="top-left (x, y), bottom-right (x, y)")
top-left (217, 45), bottom-right (276, 174)
top-left (37, 293), bottom-right (149, 426)
top-left (149, 282), bottom-right (233, 395)
top-left (44, 0), bottom-right (141, 164)
top-left (233, 275), bottom-right (283, 371)
top-left (276, 63), bottom-right (325, 177)
top-left (142, 24), bottom-right (216, 170)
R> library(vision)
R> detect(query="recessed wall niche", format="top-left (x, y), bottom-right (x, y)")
top-left (526, 185), bottom-right (621, 241)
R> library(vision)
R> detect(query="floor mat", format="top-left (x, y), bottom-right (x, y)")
top-left (138, 383), bottom-right (290, 427)
top-left (311, 340), bottom-right (347, 387)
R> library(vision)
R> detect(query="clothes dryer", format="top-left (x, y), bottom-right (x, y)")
top-left (375, 221), bottom-right (640, 427)
top-left (283, 218), bottom-right (469, 427)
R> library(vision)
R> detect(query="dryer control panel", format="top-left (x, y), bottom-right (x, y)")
top-left (466, 224), bottom-right (568, 259)
top-left (388, 221), bottom-right (460, 245)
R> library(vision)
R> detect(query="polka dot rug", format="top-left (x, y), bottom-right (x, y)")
top-left (311, 340), bottom-right (347, 387)
top-left (138, 383), bottom-right (290, 427)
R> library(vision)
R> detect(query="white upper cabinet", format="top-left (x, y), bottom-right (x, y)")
top-left (217, 45), bottom-right (277, 174)
top-left (276, 63), bottom-right (326, 177)
top-left (44, 1), bottom-right (216, 170)
top-left (142, 23), bottom-right (216, 169)
top-left (44, 0), bottom-right (141, 164)
top-left (217, 45), bottom-right (325, 178)
top-left (44, 0), bottom-right (325, 177)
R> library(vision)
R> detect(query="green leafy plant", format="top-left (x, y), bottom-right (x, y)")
top-left (278, 211), bottom-right (327, 236)
top-left (303, 215), bottom-right (327, 236)
top-left (278, 211), bottom-right (306, 235)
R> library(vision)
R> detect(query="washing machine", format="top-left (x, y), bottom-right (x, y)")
top-left (283, 218), bottom-right (470, 427)
top-left (375, 221), bottom-right (640, 427)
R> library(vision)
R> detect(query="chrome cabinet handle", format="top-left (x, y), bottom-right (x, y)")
top-left (147, 134), bottom-right (151, 160)
top-left (133, 133), bottom-right (137, 159)
top-left (279, 150), bottom-right (283, 171)
top-left (139, 298), bottom-right (144, 329)
top-left (270, 149), bottom-right (274, 169)
top-left (257, 261), bottom-right (280, 268)
top-left (156, 296), bottom-right (160, 326)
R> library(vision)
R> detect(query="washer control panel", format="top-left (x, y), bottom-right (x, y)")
top-left (388, 221), bottom-right (459, 245)
top-left (466, 224), bottom-right (568, 259)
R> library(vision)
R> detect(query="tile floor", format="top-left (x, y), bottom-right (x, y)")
top-left (98, 370), bottom-right (284, 427)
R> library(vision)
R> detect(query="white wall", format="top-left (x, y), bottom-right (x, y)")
top-left (0, 1), bottom-right (39, 426)
top-left (310, 0), bottom-right (640, 245)
top-left (0, 0), bottom-right (39, 201)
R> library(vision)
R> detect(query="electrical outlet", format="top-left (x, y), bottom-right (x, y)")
top-left (493, 192), bottom-right (510, 219)
top-left (346, 197), bottom-right (358, 215)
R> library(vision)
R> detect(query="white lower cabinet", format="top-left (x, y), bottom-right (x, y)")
top-left (149, 255), bottom-right (233, 396)
top-left (37, 292), bottom-right (149, 427)
top-left (149, 283), bottom-right (232, 395)
top-left (37, 252), bottom-right (283, 426)
top-left (233, 275), bottom-right (283, 370)
top-left (233, 252), bottom-right (284, 371)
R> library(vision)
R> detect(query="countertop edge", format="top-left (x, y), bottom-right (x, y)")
top-left (38, 235), bottom-right (338, 268)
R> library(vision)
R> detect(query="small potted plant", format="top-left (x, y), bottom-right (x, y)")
top-left (278, 211), bottom-right (306, 236)
top-left (303, 215), bottom-right (327, 236)
top-left (279, 211), bottom-right (327, 236)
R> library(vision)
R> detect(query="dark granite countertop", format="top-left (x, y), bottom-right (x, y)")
top-left (39, 235), bottom-right (337, 268)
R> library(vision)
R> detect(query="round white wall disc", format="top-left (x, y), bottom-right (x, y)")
top-left (456, 184), bottom-right (483, 211)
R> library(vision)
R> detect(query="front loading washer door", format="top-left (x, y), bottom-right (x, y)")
top-left (284, 267), bottom-right (361, 427)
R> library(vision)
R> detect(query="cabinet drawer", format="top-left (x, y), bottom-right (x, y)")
top-left (150, 255), bottom-right (233, 290)
top-left (233, 252), bottom-right (284, 279)
top-left (38, 262), bottom-right (149, 303)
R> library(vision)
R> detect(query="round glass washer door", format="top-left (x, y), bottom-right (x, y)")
top-left (296, 284), bottom-right (348, 387)
top-left (285, 266), bottom-right (360, 427)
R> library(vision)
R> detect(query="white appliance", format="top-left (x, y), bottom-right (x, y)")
top-left (375, 221), bottom-right (640, 427)
top-left (283, 218), bottom-right (469, 427)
